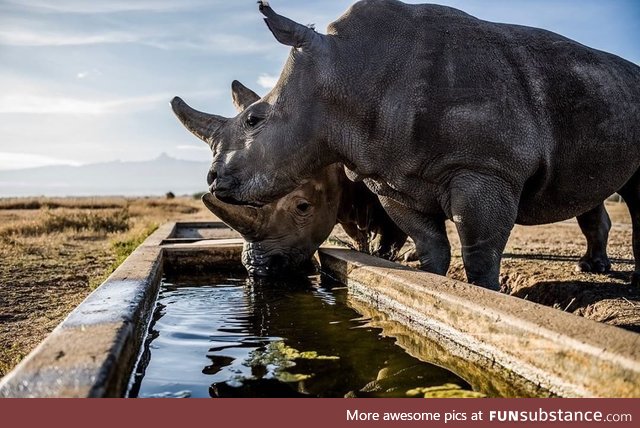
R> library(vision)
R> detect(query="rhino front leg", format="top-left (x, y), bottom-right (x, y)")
top-left (378, 196), bottom-right (450, 275)
top-left (576, 203), bottom-right (612, 273)
top-left (449, 173), bottom-right (519, 290)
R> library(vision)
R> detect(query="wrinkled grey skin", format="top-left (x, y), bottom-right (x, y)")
top-left (193, 81), bottom-right (407, 277)
top-left (171, 1), bottom-right (640, 289)
top-left (203, 164), bottom-right (407, 277)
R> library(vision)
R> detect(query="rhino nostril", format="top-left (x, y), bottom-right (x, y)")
top-left (212, 178), bottom-right (231, 192)
top-left (206, 169), bottom-right (217, 186)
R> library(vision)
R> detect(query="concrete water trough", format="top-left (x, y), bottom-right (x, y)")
top-left (1, 221), bottom-right (639, 397)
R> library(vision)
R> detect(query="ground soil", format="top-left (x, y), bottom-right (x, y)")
top-left (0, 196), bottom-right (211, 377)
top-left (0, 198), bottom-right (638, 380)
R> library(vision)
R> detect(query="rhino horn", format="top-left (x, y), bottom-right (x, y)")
top-left (231, 80), bottom-right (260, 112)
top-left (171, 96), bottom-right (226, 145)
top-left (202, 193), bottom-right (262, 237)
top-left (258, 1), bottom-right (324, 51)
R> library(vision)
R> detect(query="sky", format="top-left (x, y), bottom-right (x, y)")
top-left (0, 0), bottom-right (638, 170)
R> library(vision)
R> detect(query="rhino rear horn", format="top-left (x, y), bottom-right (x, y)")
top-left (231, 80), bottom-right (260, 112)
top-left (171, 97), bottom-right (227, 145)
top-left (202, 193), bottom-right (263, 237)
top-left (258, 1), bottom-right (324, 52)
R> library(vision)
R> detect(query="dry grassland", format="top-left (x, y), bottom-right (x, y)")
top-left (0, 196), bottom-right (210, 377)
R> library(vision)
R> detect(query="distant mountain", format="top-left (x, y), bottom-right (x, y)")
top-left (0, 153), bottom-right (211, 197)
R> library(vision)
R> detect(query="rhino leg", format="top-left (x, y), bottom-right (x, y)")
top-left (379, 196), bottom-right (451, 275)
top-left (619, 175), bottom-right (640, 286)
top-left (340, 221), bottom-right (370, 253)
top-left (370, 221), bottom-right (408, 261)
top-left (450, 174), bottom-right (519, 291)
top-left (576, 203), bottom-right (612, 273)
top-left (369, 206), bottom-right (408, 260)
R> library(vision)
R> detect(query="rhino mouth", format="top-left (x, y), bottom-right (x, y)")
top-left (214, 192), bottom-right (265, 208)
top-left (244, 260), bottom-right (317, 278)
top-left (241, 245), bottom-right (316, 278)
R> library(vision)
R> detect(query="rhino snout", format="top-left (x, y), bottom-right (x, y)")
top-left (209, 175), bottom-right (246, 205)
top-left (241, 244), bottom-right (311, 278)
top-left (206, 169), bottom-right (217, 186)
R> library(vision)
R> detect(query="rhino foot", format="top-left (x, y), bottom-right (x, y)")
top-left (403, 249), bottom-right (419, 262)
top-left (576, 255), bottom-right (611, 273)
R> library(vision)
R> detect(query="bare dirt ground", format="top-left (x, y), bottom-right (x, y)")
top-left (1, 197), bottom-right (638, 380)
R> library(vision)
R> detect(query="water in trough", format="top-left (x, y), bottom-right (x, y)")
top-left (129, 271), bottom-right (479, 398)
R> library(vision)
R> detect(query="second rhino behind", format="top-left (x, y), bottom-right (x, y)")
top-left (196, 81), bottom-right (407, 276)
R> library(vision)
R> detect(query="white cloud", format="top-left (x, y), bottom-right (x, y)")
top-left (76, 69), bottom-right (102, 79)
top-left (143, 33), bottom-right (276, 54)
top-left (0, 26), bottom-right (276, 55)
top-left (0, 93), bottom-right (172, 115)
top-left (0, 87), bottom-right (223, 115)
top-left (257, 73), bottom-right (279, 90)
top-left (0, 29), bottom-right (139, 46)
top-left (4, 0), bottom-right (212, 14)
top-left (176, 145), bottom-right (209, 152)
top-left (0, 152), bottom-right (81, 170)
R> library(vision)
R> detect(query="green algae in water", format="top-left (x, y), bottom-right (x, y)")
top-left (129, 271), bottom-right (478, 398)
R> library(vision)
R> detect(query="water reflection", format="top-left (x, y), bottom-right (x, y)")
top-left (131, 271), bottom-right (472, 398)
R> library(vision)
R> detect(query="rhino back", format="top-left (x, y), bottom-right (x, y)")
top-left (325, 0), bottom-right (640, 224)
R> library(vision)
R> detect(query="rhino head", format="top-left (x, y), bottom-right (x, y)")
top-left (191, 80), bottom-right (343, 277)
top-left (171, 2), bottom-right (340, 207)
top-left (202, 170), bottom-right (341, 276)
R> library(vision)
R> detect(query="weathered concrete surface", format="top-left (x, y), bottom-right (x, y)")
top-left (0, 222), bottom-right (242, 397)
top-left (320, 248), bottom-right (640, 398)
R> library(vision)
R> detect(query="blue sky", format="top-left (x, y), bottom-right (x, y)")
top-left (0, 0), bottom-right (638, 170)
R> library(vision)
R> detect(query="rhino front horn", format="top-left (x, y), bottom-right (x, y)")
top-left (258, 1), bottom-right (324, 52)
top-left (202, 193), bottom-right (262, 237)
top-left (171, 97), bottom-right (227, 145)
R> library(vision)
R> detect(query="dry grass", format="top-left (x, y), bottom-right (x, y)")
top-left (0, 196), bottom-right (211, 378)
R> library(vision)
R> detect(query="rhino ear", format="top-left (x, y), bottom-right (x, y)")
top-left (231, 80), bottom-right (260, 112)
top-left (258, 1), bottom-right (324, 52)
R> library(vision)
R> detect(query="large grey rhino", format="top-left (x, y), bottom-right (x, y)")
top-left (171, 1), bottom-right (640, 289)
top-left (178, 80), bottom-right (407, 276)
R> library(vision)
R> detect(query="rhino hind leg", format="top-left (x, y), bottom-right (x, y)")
top-left (618, 174), bottom-right (640, 286)
top-left (576, 203), bottom-right (612, 273)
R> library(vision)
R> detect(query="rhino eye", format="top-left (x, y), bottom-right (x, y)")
top-left (296, 202), bottom-right (311, 213)
top-left (245, 113), bottom-right (263, 127)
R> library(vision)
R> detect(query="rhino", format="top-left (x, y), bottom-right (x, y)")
top-left (180, 80), bottom-right (407, 276)
top-left (171, 1), bottom-right (640, 290)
